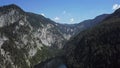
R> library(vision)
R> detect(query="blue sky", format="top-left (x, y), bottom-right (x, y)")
top-left (0, 0), bottom-right (120, 24)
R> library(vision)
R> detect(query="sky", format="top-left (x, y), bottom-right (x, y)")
top-left (0, 0), bottom-right (120, 24)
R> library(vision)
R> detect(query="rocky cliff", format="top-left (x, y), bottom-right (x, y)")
top-left (0, 4), bottom-right (65, 68)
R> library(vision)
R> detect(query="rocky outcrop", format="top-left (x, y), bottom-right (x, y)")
top-left (0, 4), bottom-right (65, 68)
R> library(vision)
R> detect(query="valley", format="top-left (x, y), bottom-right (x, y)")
top-left (0, 4), bottom-right (120, 68)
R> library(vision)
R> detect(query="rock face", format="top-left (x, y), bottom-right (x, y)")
top-left (0, 4), bottom-right (66, 68)
top-left (26, 12), bottom-right (66, 48)
top-left (64, 8), bottom-right (120, 68)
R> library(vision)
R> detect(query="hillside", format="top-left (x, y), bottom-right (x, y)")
top-left (64, 8), bottom-right (120, 68)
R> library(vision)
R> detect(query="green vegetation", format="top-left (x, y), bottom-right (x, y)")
top-left (30, 45), bottom-right (64, 67)
top-left (1, 40), bottom-right (29, 68)
top-left (64, 9), bottom-right (120, 68)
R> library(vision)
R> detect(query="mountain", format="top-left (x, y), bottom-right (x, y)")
top-left (0, 4), bottom-right (66, 68)
top-left (0, 4), bottom-right (110, 68)
top-left (76, 14), bottom-right (109, 33)
top-left (64, 8), bottom-right (120, 68)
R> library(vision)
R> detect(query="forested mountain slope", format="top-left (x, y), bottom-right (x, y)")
top-left (64, 8), bottom-right (120, 68)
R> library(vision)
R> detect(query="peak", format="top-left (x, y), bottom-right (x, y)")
top-left (110, 8), bottom-right (120, 17)
top-left (4, 4), bottom-right (18, 7)
top-left (114, 8), bottom-right (120, 13)
top-left (0, 4), bottom-right (21, 9)
top-left (0, 4), bottom-right (24, 14)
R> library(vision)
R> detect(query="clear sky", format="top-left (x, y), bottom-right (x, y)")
top-left (0, 0), bottom-right (120, 24)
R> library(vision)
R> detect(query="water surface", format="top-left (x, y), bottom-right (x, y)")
top-left (58, 64), bottom-right (67, 68)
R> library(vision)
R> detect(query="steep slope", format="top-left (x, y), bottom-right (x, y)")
top-left (0, 4), bottom-right (34, 68)
top-left (0, 4), bottom-right (65, 68)
top-left (64, 8), bottom-right (120, 68)
top-left (26, 12), bottom-right (66, 48)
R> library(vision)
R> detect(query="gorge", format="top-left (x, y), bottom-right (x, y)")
top-left (0, 4), bottom-right (120, 68)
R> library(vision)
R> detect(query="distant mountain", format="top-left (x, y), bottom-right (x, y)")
top-left (56, 14), bottom-right (109, 40)
top-left (64, 8), bottom-right (120, 68)
top-left (76, 14), bottom-right (109, 33)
